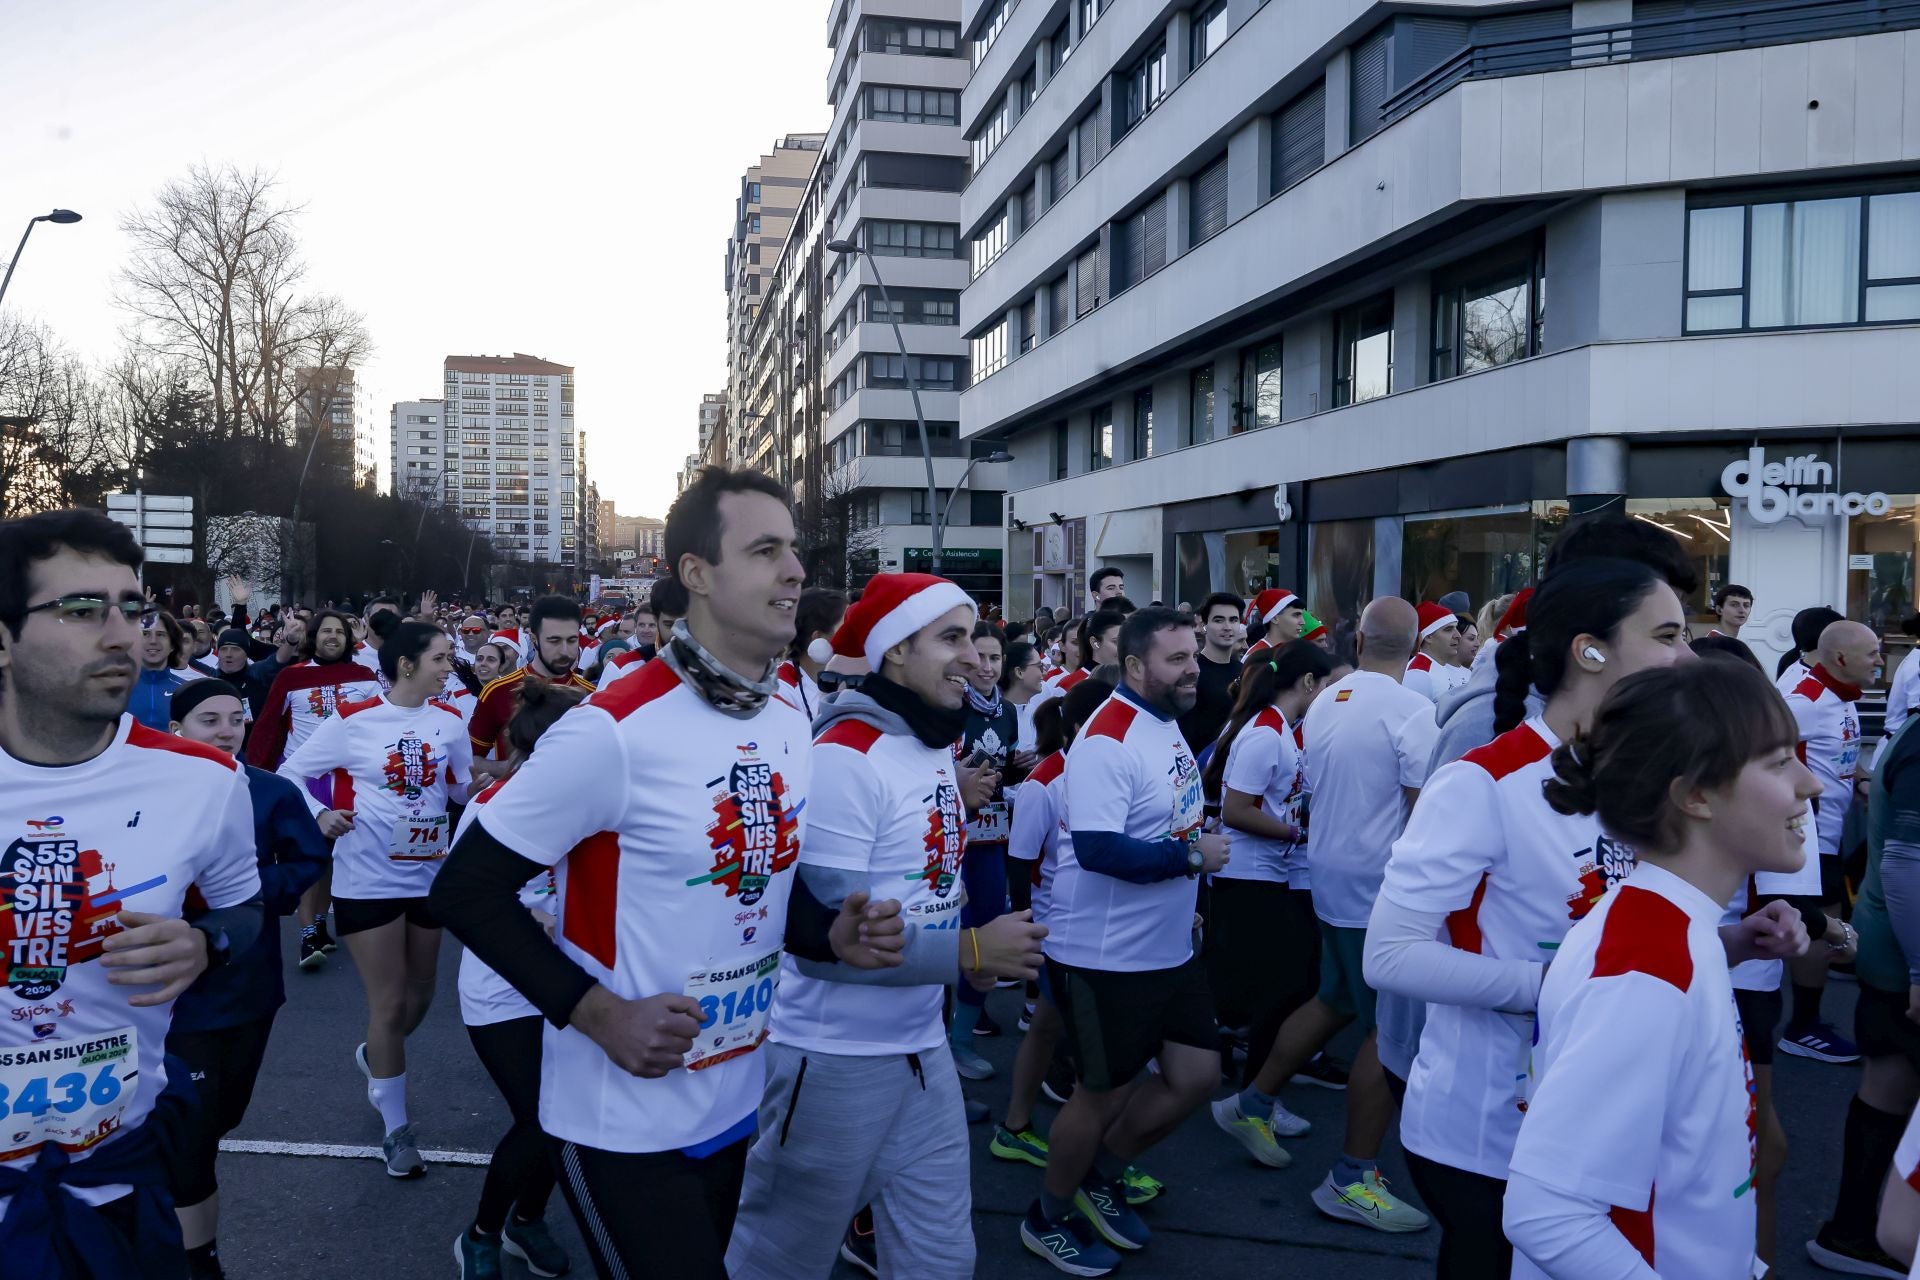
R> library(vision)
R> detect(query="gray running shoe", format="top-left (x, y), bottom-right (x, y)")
top-left (382, 1123), bottom-right (426, 1178)
top-left (502, 1215), bottom-right (571, 1276)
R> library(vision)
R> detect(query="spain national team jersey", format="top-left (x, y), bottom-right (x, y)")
top-left (0, 718), bottom-right (260, 1213)
top-left (1048, 689), bottom-right (1204, 972)
top-left (1385, 716), bottom-right (1635, 1180)
top-left (278, 695), bottom-right (474, 901)
top-left (1218, 706), bottom-right (1306, 885)
top-left (769, 713), bottom-right (966, 1056)
top-left (475, 659), bottom-right (813, 1154)
top-left (1510, 862), bottom-right (1758, 1280)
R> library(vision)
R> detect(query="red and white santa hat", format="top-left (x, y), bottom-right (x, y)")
top-left (1416, 602), bottom-right (1459, 641)
top-left (1245, 588), bottom-right (1300, 626)
top-left (832, 572), bottom-right (976, 670)
top-left (1492, 588), bottom-right (1532, 642)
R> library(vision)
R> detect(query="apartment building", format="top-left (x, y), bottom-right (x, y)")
top-left (295, 366), bottom-right (376, 491)
top-left (681, 391), bottom-right (729, 494)
top-left (726, 137), bottom-right (826, 465)
top-left (441, 353), bottom-right (582, 574)
top-left (958, 0), bottom-right (1920, 671)
top-left (390, 399), bottom-right (446, 503)
top-left (730, 0), bottom-right (1011, 605)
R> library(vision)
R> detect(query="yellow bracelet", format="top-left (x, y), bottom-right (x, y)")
top-left (969, 928), bottom-right (982, 973)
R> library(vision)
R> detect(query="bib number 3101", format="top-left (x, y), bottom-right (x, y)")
top-left (682, 950), bottom-right (780, 1073)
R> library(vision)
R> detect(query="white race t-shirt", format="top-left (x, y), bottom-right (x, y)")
top-left (1786, 667), bottom-right (1863, 856)
top-left (1218, 706), bottom-right (1305, 886)
top-left (774, 661), bottom-right (822, 721)
top-left (768, 716), bottom-right (966, 1056)
top-left (270, 661), bottom-right (386, 764)
top-left (1298, 670), bottom-right (1438, 929)
top-left (1893, 1109), bottom-right (1920, 1280)
top-left (1385, 717), bottom-right (1635, 1179)
top-left (1509, 862), bottom-right (1758, 1280)
top-left (454, 781), bottom-right (553, 1027)
top-left (476, 658), bottom-right (812, 1153)
top-left (1047, 690), bottom-right (1204, 972)
top-left (596, 648), bottom-right (647, 691)
top-left (1009, 750), bottom-right (1067, 921)
top-left (278, 695), bottom-right (474, 900)
top-left (1403, 653), bottom-right (1449, 705)
top-left (0, 718), bottom-right (259, 1213)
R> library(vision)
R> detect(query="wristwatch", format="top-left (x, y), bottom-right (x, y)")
top-left (192, 922), bottom-right (234, 971)
top-left (1186, 847), bottom-right (1205, 877)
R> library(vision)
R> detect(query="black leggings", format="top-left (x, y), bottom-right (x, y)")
top-left (1202, 879), bottom-right (1319, 1085)
top-left (1404, 1150), bottom-right (1512, 1280)
top-left (551, 1135), bottom-right (750, 1280)
top-left (467, 1016), bottom-right (557, 1234)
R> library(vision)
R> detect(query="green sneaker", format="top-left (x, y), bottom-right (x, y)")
top-left (1120, 1166), bottom-right (1163, 1205)
top-left (1311, 1170), bottom-right (1430, 1234)
top-left (1210, 1094), bottom-right (1291, 1168)
top-left (989, 1123), bottom-right (1050, 1168)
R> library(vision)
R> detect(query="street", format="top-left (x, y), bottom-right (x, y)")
top-left (211, 927), bottom-right (1866, 1279)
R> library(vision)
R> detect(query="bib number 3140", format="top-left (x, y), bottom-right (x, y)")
top-left (682, 950), bottom-right (780, 1073)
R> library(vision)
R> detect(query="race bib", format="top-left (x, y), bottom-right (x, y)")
top-left (684, 949), bottom-right (780, 1072)
top-left (0, 1025), bottom-right (137, 1162)
top-left (967, 802), bottom-right (1010, 845)
top-left (388, 814), bottom-right (449, 861)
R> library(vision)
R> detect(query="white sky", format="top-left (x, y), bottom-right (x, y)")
top-left (3, 0), bottom-right (832, 517)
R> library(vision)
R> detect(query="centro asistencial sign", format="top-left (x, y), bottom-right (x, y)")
top-left (1720, 448), bottom-right (1890, 524)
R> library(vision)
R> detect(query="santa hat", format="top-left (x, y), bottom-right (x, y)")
top-left (1245, 588), bottom-right (1301, 626)
top-left (1416, 602), bottom-right (1459, 641)
top-left (831, 573), bottom-right (975, 670)
top-left (1493, 588), bottom-right (1533, 642)
top-left (1300, 611), bottom-right (1327, 644)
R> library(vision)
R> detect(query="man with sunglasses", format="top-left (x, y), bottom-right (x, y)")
top-left (0, 509), bottom-right (264, 1276)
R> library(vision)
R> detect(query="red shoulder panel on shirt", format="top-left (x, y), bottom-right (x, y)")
top-left (1253, 706), bottom-right (1287, 735)
top-left (817, 719), bottom-right (885, 753)
top-left (1792, 676), bottom-right (1825, 702)
top-left (1592, 885), bottom-right (1694, 993)
top-left (126, 721), bottom-right (239, 771)
top-left (1030, 751), bottom-right (1066, 785)
top-left (337, 695), bottom-right (382, 719)
top-left (473, 777), bottom-right (509, 805)
top-left (1084, 699), bottom-right (1138, 742)
top-left (1460, 723), bottom-right (1552, 781)
top-left (1408, 654), bottom-right (1433, 672)
top-left (590, 655), bottom-right (680, 722)
top-left (776, 661), bottom-right (800, 687)
top-left (427, 698), bottom-right (463, 720)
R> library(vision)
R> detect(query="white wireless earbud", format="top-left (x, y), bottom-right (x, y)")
top-left (1582, 646), bottom-right (1606, 665)
top-left (806, 637), bottom-right (835, 666)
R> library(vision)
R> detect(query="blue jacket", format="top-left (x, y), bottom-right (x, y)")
top-left (127, 669), bottom-right (190, 732)
top-left (170, 766), bottom-right (329, 1033)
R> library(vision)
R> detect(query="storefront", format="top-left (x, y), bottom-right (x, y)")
top-left (905, 546), bottom-right (1004, 613)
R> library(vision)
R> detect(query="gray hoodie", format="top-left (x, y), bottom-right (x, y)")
top-left (1429, 645), bottom-right (1546, 771)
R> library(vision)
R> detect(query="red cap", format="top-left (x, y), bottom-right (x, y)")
top-left (1493, 588), bottom-right (1533, 642)
top-left (831, 573), bottom-right (975, 669)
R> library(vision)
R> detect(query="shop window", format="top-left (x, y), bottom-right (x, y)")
top-left (1236, 340), bottom-right (1282, 432)
top-left (1431, 235), bottom-right (1546, 381)
top-left (1333, 296), bottom-right (1394, 407)
top-left (1175, 528), bottom-right (1284, 621)
top-left (1400, 506), bottom-right (1551, 609)
top-left (1849, 495), bottom-right (1920, 643)
top-left (1623, 498), bottom-right (1731, 623)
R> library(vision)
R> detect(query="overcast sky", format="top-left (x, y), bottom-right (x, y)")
top-left (4, 0), bottom-right (832, 516)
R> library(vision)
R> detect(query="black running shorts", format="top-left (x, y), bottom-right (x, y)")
top-left (1046, 954), bottom-right (1217, 1092)
top-left (332, 895), bottom-right (441, 936)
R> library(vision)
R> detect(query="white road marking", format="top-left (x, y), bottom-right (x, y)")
top-left (219, 1138), bottom-right (491, 1166)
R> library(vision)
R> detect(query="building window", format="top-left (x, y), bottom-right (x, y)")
top-left (1117, 42), bottom-right (1168, 137)
top-left (864, 287), bottom-right (959, 326)
top-left (1273, 79), bottom-right (1326, 193)
top-left (863, 420), bottom-right (964, 457)
top-left (1131, 389), bottom-right (1155, 460)
top-left (1053, 421), bottom-right (1069, 479)
top-left (1020, 298), bottom-right (1037, 352)
top-left (1236, 340), bottom-right (1282, 431)
top-left (866, 85), bottom-right (959, 125)
top-left (867, 354), bottom-right (963, 391)
top-left (972, 317), bottom-right (1010, 382)
top-left (1090, 405), bottom-right (1113, 471)
top-left (971, 212), bottom-right (1010, 278)
top-left (1334, 295), bottom-right (1394, 407)
top-left (1049, 274), bottom-right (1071, 332)
top-left (1190, 152), bottom-right (1229, 245)
top-left (1075, 246), bottom-right (1103, 317)
top-left (1048, 148), bottom-right (1071, 208)
top-left (1049, 21), bottom-right (1070, 73)
top-left (971, 95), bottom-right (1012, 170)
top-left (1112, 192), bottom-right (1168, 295)
top-left (749, 214), bottom-right (761, 233)
top-left (865, 220), bottom-right (959, 258)
top-left (1190, 364), bottom-right (1215, 444)
top-left (1432, 236), bottom-right (1547, 380)
top-left (1684, 187), bottom-right (1920, 333)
top-left (865, 19), bottom-right (959, 55)
top-left (972, 0), bottom-right (1012, 68)
top-left (1349, 22), bottom-right (1392, 145)
top-left (1075, 109), bottom-right (1103, 180)
top-left (971, 489), bottom-right (1002, 527)
top-left (1190, 1), bottom-right (1228, 68)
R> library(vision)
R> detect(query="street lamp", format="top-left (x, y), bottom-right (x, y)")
top-left (938, 451), bottom-right (1014, 566)
top-left (825, 236), bottom-right (946, 574)
top-left (0, 209), bottom-right (81, 309)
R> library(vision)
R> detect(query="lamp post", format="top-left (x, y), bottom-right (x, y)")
top-left (0, 209), bottom-right (82, 309)
top-left (825, 237), bottom-right (945, 574)
top-left (937, 450), bottom-right (1014, 572)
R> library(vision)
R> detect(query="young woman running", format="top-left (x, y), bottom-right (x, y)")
top-left (451, 679), bottom-right (584, 1280)
top-left (1505, 656), bottom-right (1819, 1278)
top-left (1205, 641), bottom-right (1337, 1165)
top-left (774, 586), bottom-right (846, 720)
top-left (1003, 639), bottom-right (1048, 759)
top-left (278, 620), bottom-right (473, 1177)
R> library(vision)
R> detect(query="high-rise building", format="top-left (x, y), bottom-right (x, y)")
top-left (725, 138), bottom-right (825, 465)
top-left (295, 366), bottom-right (375, 490)
top-left (389, 400), bottom-right (446, 503)
top-left (441, 353), bottom-right (581, 573)
top-left (960, 0), bottom-right (1920, 665)
top-left (731, 0), bottom-right (1008, 606)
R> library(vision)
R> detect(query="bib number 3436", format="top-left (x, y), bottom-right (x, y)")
top-left (0, 1026), bottom-right (136, 1161)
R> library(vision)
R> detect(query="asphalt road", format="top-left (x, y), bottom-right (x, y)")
top-left (209, 928), bottom-right (1866, 1279)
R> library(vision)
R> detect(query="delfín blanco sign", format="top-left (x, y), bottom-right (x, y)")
top-left (1720, 448), bottom-right (1890, 524)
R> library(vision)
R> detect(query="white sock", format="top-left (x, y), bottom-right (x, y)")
top-left (367, 1071), bottom-right (409, 1134)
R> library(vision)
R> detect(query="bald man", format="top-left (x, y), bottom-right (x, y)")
top-left (1216, 595), bottom-right (1435, 1235)
top-left (456, 613), bottom-right (491, 657)
top-left (1778, 619), bottom-right (1879, 1063)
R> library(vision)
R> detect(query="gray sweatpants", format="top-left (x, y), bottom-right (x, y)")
top-left (725, 1039), bottom-right (976, 1279)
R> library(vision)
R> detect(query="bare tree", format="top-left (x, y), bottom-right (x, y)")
top-left (797, 460), bottom-right (884, 589)
top-left (0, 315), bottom-right (113, 518)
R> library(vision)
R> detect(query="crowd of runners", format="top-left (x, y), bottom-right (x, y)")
top-left (4, 466), bottom-right (1920, 1279)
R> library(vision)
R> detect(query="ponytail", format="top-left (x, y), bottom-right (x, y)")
top-left (1204, 641), bottom-right (1335, 799)
top-left (1492, 631), bottom-right (1533, 736)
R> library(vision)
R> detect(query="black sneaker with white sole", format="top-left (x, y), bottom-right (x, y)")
top-left (839, 1209), bottom-right (878, 1278)
top-left (298, 933), bottom-right (325, 971)
top-left (1292, 1052), bottom-right (1349, 1090)
top-left (1805, 1222), bottom-right (1904, 1277)
top-left (1779, 1022), bottom-right (1862, 1064)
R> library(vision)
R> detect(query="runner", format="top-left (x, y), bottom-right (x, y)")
top-left (471, 640), bottom-right (514, 688)
top-left (430, 467), bottom-right (910, 1278)
top-left (1090, 567), bottom-right (1126, 606)
top-left (0, 509), bottom-right (263, 1277)
top-left (354, 597), bottom-right (401, 681)
top-left (1203, 641), bottom-right (1336, 1145)
top-left (164, 679), bottom-right (329, 1280)
top-left (952, 619), bottom-right (1022, 1077)
top-left (773, 586), bottom-right (846, 720)
top-left (1506, 657), bottom-right (1816, 1279)
top-left (1713, 583), bottom-right (1754, 638)
top-left (1222, 599), bottom-right (1433, 1236)
top-left (468, 596), bottom-right (596, 771)
top-left (1001, 640), bottom-right (1047, 769)
top-left (276, 621), bottom-right (474, 1178)
top-left (1036, 610), bottom-right (1123, 709)
top-left (1179, 592), bottom-right (1245, 757)
top-left (1780, 619), bottom-right (1879, 1065)
top-left (1022, 607), bottom-right (1229, 1277)
top-left (131, 611), bottom-right (193, 730)
top-left (248, 609), bottom-right (385, 970)
top-left (451, 680), bottom-right (585, 1280)
top-left (1777, 606), bottom-right (1844, 687)
top-left (1401, 603), bottom-right (1460, 705)
top-left (1242, 589), bottom-right (1304, 660)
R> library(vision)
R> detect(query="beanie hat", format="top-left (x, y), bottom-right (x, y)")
top-left (1245, 588), bottom-right (1300, 626)
top-left (170, 678), bottom-right (246, 724)
top-left (1300, 611), bottom-right (1328, 644)
top-left (831, 572), bottom-right (975, 670)
top-left (1416, 602), bottom-right (1459, 641)
top-left (216, 627), bottom-right (251, 650)
top-left (1437, 590), bottom-right (1471, 614)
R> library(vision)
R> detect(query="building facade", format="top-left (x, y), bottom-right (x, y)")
top-left (958, 0), bottom-right (1920, 670)
top-left (730, 0), bottom-right (1011, 605)
top-left (441, 353), bottom-right (582, 575)
top-left (390, 399), bottom-right (446, 503)
top-left (726, 138), bottom-right (826, 467)
top-left (296, 366), bottom-right (376, 491)
top-left (682, 391), bottom-right (729, 494)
